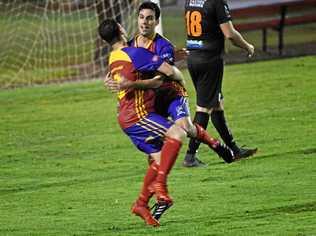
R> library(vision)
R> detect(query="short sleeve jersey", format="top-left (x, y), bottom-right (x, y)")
top-left (129, 33), bottom-right (187, 97)
top-left (109, 46), bottom-right (164, 129)
top-left (129, 33), bottom-right (175, 65)
top-left (185, 0), bottom-right (232, 56)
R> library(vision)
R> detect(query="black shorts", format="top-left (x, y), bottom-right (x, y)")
top-left (187, 54), bottom-right (224, 109)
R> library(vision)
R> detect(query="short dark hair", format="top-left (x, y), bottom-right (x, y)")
top-left (138, 1), bottom-right (160, 20)
top-left (98, 19), bottom-right (120, 45)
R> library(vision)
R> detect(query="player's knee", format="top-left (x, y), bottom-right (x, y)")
top-left (175, 117), bottom-right (194, 135)
top-left (178, 119), bottom-right (196, 137)
top-left (149, 152), bottom-right (161, 165)
top-left (212, 101), bottom-right (224, 112)
top-left (165, 124), bottom-right (186, 141)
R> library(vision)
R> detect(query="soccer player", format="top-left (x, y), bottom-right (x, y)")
top-left (99, 18), bottom-right (233, 226)
top-left (100, 18), bottom-right (221, 227)
top-left (184, 0), bottom-right (258, 165)
top-left (99, 18), bottom-right (185, 227)
top-left (125, 1), bottom-right (235, 166)
top-left (104, 1), bottom-right (235, 222)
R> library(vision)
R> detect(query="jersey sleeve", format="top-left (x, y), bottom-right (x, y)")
top-left (215, 0), bottom-right (232, 24)
top-left (126, 47), bottom-right (164, 73)
top-left (158, 44), bottom-right (175, 65)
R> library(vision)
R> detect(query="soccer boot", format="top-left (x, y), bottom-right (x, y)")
top-left (183, 153), bottom-right (207, 167)
top-left (154, 182), bottom-right (173, 204)
top-left (131, 201), bottom-right (160, 227)
top-left (151, 201), bottom-right (173, 220)
top-left (213, 143), bottom-right (235, 163)
top-left (233, 146), bottom-right (258, 160)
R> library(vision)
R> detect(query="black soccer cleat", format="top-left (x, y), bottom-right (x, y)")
top-left (233, 147), bottom-right (258, 160)
top-left (183, 153), bottom-right (207, 167)
top-left (151, 201), bottom-right (173, 220)
top-left (213, 143), bottom-right (235, 163)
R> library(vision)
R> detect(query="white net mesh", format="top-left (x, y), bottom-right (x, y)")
top-left (0, 0), bottom-right (139, 88)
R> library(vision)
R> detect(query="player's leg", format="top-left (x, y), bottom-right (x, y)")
top-left (166, 96), bottom-right (214, 147)
top-left (132, 157), bottom-right (160, 227)
top-left (125, 114), bottom-right (172, 226)
top-left (154, 123), bottom-right (186, 204)
top-left (136, 157), bottom-right (159, 206)
top-left (211, 104), bottom-right (257, 159)
top-left (129, 114), bottom-right (186, 221)
top-left (184, 57), bottom-right (227, 164)
top-left (168, 96), bottom-right (234, 164)
top-left (209, 58), bottom-right (257, 159)
top-left (148, 152), bottom-right (173, 221)
top-left (184, 108), bottom-right (211, 166)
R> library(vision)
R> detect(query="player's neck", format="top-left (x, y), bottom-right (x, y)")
top-left (137, 33), bottom-right (156, 48)
top-left (112, 41), bottom-right (127, 50)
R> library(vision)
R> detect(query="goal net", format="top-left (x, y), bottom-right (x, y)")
top-left (0, 0), bottom-right (140, 88)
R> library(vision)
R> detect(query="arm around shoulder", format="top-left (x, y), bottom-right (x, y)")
top-left (157, 62), bottom-right (185, 86)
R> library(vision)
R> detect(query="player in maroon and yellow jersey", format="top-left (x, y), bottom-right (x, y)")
top-left (99, 19), bottom-right (232, 227)
top-left (99, 18), bottom-right (187, 227)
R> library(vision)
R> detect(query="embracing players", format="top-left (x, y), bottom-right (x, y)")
top-left (99, 16), bottom-right (234, 226)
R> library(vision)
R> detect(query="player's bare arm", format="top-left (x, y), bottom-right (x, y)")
top-left (104, 74), bottom-right (164, 92)
top-left (122, 75), bottom-right (163, 89)
top-left (157, 62), bottom-right (185, 86)
top-left (220, 21), bottom-right (255, 58)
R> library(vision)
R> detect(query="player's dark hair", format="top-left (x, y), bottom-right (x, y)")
top-left (98, 19), bottom-right (120, 45)
top-left (138, 1), bottom-right (160, 20)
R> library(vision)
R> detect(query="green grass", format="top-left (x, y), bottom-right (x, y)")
top-left (1, 56), bottom-right (315, 235)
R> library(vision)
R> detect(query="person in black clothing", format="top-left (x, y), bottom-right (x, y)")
top-left (183, 0), bottom-right (257, 167)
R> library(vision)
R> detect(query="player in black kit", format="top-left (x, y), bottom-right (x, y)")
top-left (183, 0), bottom-right (258, 167)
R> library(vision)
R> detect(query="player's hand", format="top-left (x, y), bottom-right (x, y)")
top-left (104, 72), bottom-right (119, 92)
top-left (247, 44), bottom-right (255, 58)
top-left (182, 48), bottom-right (189, 55)
top-left (117, 76), bottom-right (133, 90)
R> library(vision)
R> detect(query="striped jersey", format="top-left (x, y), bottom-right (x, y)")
top-left (109, 46), bottom-right (164, 129)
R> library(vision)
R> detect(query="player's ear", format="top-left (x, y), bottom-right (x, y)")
top-left (155, 19), bottom-right (159, 27)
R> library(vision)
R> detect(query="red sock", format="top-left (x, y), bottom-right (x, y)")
top-left (138, 161), bottom-right (159, 205)
top-left (156, 137), bottom-right (182, 184)
top-left (195, 123), bottom-right (219, 149)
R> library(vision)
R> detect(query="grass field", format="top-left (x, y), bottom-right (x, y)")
top-left (1, 56), bottom-right (316, 235)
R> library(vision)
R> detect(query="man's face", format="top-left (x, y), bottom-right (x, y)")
top-left (138, 8), bottom-right (158, 37)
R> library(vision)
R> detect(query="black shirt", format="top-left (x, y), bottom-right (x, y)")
top-left (185, 0), bottom-right (231, 58)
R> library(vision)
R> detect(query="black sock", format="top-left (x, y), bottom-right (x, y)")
top-left (186, 112), bottom-right (209, 155)
top-left (211, 110), bottom-right (238, 152)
